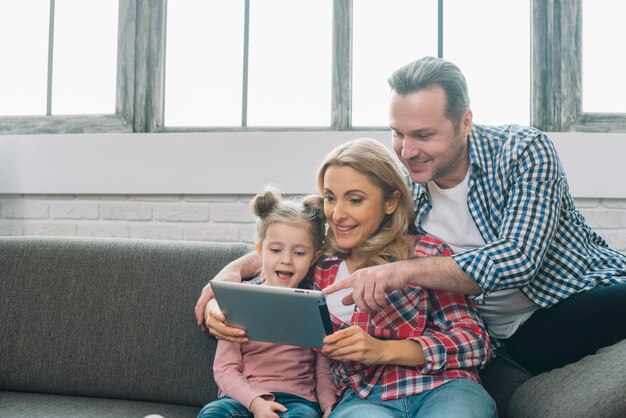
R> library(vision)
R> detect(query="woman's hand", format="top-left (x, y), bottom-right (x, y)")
top-left (204, 296), bottom-right (249, 344)
top-left (322, 406), bottom-right (333, 418)
top-left (250, 397), bottom-right (287, 418)
top-left (321, 326), bottom-right (385, 365)
top-left (322, 326), bottom-right (425, 366)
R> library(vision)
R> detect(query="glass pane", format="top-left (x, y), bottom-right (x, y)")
top-left (582, 0), bottom-right (626, 113)
top-left (444, 0), bottom-right (530, 126)
top-left (352, 0), bottom-right (438, 127)
top-left (165, 0), bottom-right (245, 127)
top-left (0, 1), bottom-right (49, 116)
top-left (247, 0), bottom-right (332, 127)
top-left (52, 0), bottom-right (118, 115)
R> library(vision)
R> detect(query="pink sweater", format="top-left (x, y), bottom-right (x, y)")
top-left (213, 339), bottom-right (337, 413)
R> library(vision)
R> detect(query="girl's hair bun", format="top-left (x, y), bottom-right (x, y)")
top-left (250, 184), bottom-right (282, 218)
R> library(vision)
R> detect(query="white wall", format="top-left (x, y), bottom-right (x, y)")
top-left (1, 131), bottom-right (626, 250)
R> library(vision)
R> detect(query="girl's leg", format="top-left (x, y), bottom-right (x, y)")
top-left (414, 379), bottom-right (497, 418)
top-left (505, 282), bottom-right (626, 374)
top-left (272, 392), bottom-right (322, 418)
top-left (197, 396), bottom-right (251, 418)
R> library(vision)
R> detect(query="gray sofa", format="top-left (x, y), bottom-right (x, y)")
top-left (1, 237), bottom-right (624, 418)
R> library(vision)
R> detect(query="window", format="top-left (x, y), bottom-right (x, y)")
top-left (164, 0), bottom-right (333, 128)
top-left (1, 0), bottom-right (625, 135)
top-left (581, 0), bottom-right (626, 114)
top-left (0, 0), bottom-right (127, 134)
top-left (533, 0), bottom-right (626, 132)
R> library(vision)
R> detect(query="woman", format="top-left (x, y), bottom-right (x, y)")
top-left (312, 138), bottom-right (495, 417)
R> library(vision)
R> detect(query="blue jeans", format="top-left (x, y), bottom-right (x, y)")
top-left (329, 379), bottom-right (497, 418)
top-left (197, 392), bottom-right (322, 418)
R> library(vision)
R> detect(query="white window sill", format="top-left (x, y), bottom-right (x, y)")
top-left (1, 131), bottom-right (625, 198)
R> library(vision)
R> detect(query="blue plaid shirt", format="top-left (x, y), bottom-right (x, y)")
top-left (406, 124), bottom-right (626, 308)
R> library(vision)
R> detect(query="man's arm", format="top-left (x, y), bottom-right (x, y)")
top-left (323, 256), bottom-right (481, 313)
top-left (194, 251), bottom-right (261, 339)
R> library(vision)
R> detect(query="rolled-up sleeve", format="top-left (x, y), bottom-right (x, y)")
top-left (413, 290), bottom-right (491, 374)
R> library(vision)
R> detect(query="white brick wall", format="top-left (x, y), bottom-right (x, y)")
top-left (2, 194), bottom-right (626, 251)
top-left (0, 194), bottom-right (258, 244)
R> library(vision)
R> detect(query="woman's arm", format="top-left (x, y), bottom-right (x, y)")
top-left (413, 290), bottom-right (491, 373)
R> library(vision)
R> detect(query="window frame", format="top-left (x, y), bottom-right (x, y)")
top-left (532, 0), bottom-right (626, 132)
top-left (1, 0), bottom-right (625, 135)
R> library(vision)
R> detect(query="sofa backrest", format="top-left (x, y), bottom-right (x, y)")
top-left (0, 236), bottom-right (251, 407)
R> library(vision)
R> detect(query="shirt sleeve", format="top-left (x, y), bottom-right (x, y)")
top-left (453, 132), bottom-right (564, 295)
top-left (409, 234), bottom-right (491, 373)
top-left (414, 289), bottom-right (491, 374)
top-left (314, 353), bottom-right (337, 413)
top-left (212, 340), bottom-right (274, 410)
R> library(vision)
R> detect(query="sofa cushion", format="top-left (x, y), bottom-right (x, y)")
top-left (508, 338), bottom-right (626, 418)
top-left (0, 391), bottom-right (200, 418)
top-left (0, 237), bottom-right (251, 407)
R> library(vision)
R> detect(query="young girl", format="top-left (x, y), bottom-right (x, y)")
top-left (197, 186), bottom-right (336, 418)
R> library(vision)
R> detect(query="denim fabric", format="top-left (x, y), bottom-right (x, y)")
top-left (329, 379), bottom-right (497, 418)
top-left (198, 392), bottom-right (322, 418)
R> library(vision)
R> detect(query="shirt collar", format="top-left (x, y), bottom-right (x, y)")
top-left (468, 124), bottom-right (491, 176)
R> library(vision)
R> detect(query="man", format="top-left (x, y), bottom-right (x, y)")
top-left (196, 56), bottom-right (626, 376)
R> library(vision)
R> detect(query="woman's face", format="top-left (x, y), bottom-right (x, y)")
top-left (323, 165), bottom-right (398, 252)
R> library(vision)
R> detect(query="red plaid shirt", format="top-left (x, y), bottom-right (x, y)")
top-left (313, 234), bottom-right (491, 400)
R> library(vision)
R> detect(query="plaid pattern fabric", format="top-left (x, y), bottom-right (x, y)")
top-left (406, 124), bottom-right (626, 308)
top-left (313, 235), bottom-right (490, 400)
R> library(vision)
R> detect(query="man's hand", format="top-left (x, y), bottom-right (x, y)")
top-left (249, 396), bottom-right (287, 418)
top-left (321, 326), bottom-right (385, 365)
top-left (322, 262), bottom-right (408, 313)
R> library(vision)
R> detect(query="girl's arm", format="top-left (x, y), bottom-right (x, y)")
top-left (314, 353), bottom-right (337, 413)
top-left (195, 251), bottom-right (261, 341)
top-left (212, 340), bottom-right (274, 410)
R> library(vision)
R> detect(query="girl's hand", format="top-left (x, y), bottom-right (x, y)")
top-left (321, 326), bottom-right (384, 365)
top-left (250, 397), bottom-right (287, 418)
top-left (204, 297), bottom-right (248, 343)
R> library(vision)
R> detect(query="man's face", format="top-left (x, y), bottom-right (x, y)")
top-left (389, 86), bottom-right (472, 189)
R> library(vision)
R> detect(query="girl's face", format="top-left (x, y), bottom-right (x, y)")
top-left (258, 221), bottom-right (319, 288)
top-left (323, 165), bottom-right (399, 253)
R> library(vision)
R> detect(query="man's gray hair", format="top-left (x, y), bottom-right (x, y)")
top-left (388, 56), bottom-right (470, 129)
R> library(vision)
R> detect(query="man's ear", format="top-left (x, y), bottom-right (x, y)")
top-left (385, 190), bottom-right (401, 215)
top-left (461, 109), bottom-right (473, 137)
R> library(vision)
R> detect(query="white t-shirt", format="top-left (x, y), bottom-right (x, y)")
top-left (421, 167), bottom-right (538, 339)
top-left (325, 261), bottom-right (356, 323)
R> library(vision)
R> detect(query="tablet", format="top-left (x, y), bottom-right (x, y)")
top-left (211, 280), bottom-right (333, 348)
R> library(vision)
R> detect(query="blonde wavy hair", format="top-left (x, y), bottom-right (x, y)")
top-left (316, 138), bottom-right (414, 268)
